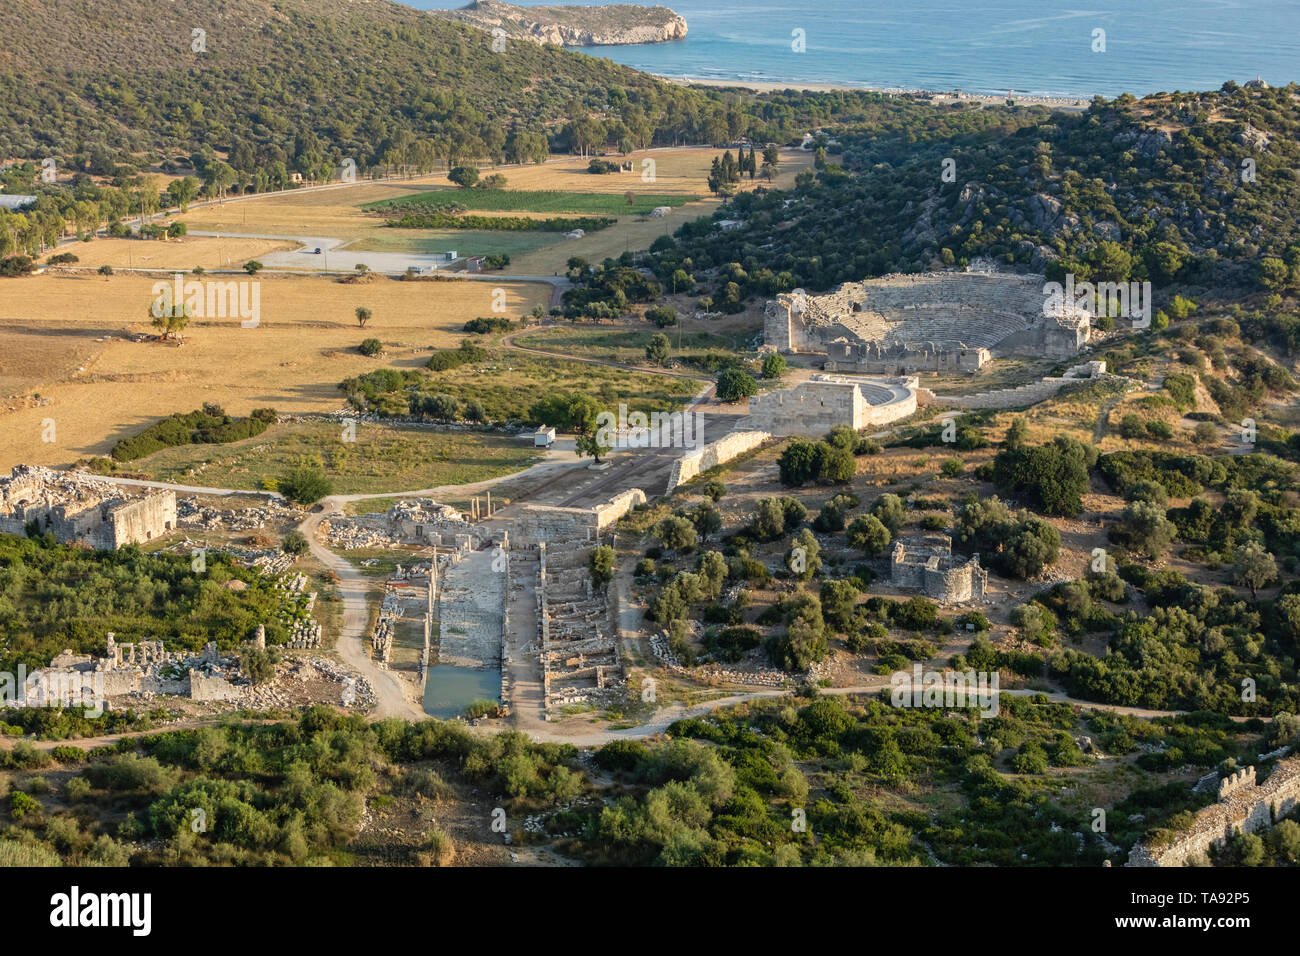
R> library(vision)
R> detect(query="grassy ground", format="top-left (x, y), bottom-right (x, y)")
top-left (128, 420), bottom-right (543, 494)
top-left (516, 323), bottom-right (754, 365)
top-left (411, 352), bottom-right (702, 423)
top-left (0, 272), bottom-right (549, 469)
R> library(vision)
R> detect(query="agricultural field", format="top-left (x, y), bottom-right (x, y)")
top-left (38, 235), bottom-right (295, 272)
top-left (126, 420), bottom-right (545, 495)
top-left (364, 188), bottom-right (696, 217)
top-left (165, 148), bottom-right (810, 271)
top-left (0, 272), bottom-right (549, 469)
top-left (349, 230), bottom-right (559, 259)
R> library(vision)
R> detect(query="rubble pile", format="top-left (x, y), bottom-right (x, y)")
top-left (176, 495), bottom-right (297, 532)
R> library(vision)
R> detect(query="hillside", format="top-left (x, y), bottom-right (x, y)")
top-left (0, 0), bottom-right (703, 167)
top-left (434, 0), bottom-right (688, 46)
top-left (653, 83), bottom-right (1300, 299)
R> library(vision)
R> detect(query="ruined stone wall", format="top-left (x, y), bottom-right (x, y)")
top-left (516, 489), bottom-right (646, 544)
top-left (749, 377), bottom-right (916, 438)
top-left (99, 493), bottom-right (178, 548)
top-left (890, 538), bottom-right (986, 604)
top-left (666, 431), bottom-right (770, 493)
top-left (1126, 758), bottom-right (1300, 867)
top-left (185, 670), bottom-right (243, 702)
top-left (0, 466), bottom-right (176, 549)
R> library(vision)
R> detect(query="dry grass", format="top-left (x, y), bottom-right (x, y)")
top-left (0, 272), bottom-right (548, 469)
top-left (40, 236), bottom-right (295, 271)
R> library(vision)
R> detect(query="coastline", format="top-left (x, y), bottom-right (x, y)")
top-left (662, 75), bottom-right (1092, 110)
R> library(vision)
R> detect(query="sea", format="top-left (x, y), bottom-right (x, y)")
top-left (413, 0), bottom-right (1300, 98)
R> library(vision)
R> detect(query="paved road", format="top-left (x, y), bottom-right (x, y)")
top-left (183, 230), bottom-right (577, 283)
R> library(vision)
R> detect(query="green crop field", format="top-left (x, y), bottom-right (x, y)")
top-left (364, 188), bottom-right (697, 217)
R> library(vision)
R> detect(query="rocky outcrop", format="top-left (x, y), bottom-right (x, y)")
top-left (435, 1), bottom-right (687, 46)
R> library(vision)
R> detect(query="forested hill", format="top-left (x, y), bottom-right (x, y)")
top-left (657, 83), bottom-right (1300, 298)
top-left (0, 0), bottom-right (766, 171)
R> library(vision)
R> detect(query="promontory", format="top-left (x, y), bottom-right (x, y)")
top-left (432, 0), bottom-right (688, 46)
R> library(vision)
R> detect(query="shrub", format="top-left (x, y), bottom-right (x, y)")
top-left (716, 367), bottom-right (758, 402)
top-left (590, 545), bottom-right (615, 585)
top-left (278, 465), bottom-right (333, 504)
top-left (358, 338), bottom-right (383, 356)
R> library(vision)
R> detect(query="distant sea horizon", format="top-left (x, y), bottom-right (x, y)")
top-left (413, 0), bottom-right (1300, 99)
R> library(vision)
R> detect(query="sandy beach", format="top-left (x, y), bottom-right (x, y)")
top-left (665, 75), bottom-right (1092, 110)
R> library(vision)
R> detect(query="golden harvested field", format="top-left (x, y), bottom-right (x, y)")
top-left (0, 272), bottom-right (548, 469)
top-left (40, 235), bottom-right (295, 271)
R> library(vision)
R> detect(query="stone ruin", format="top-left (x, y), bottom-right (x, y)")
top-left (11, 556), bottom-right (326, 708)
top-left (276, 573), bottom-right (321, 648)
top-left (889, 535), bottom-right (987, 604)
top-left (177, 495), bottom-right (298, 532)
top-left (514, 488), bottom-right (646, 545)
top-left (747, 375), bottom-right (917, 438)
top-left (534, 540), bottom-right (624, 712)
top-left (0, 465), bottom-right (177, 550)
top-left (322, 498), bottom-right (483, 551)
top-left (18, 633), bottom-right (242, 705)
top-left (765, 271), bottom-right (1091, 373)
top-left (1126, 757), bottom-right (1300, 867)
top-left (935, 359), bottom-right (1110, 411)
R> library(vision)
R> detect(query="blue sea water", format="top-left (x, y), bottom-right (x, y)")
top-left (413, 0), bottom-right (1300, 98)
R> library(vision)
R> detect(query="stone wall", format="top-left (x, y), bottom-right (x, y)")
top-left (666, 430), bottom-right (770, 493)
top-left (515, 489), bottom-right (646, 544)
top-left (748, 375), bottom-right (917, 438)
top-left (1126, 757), bottom-right (1300, 867)
top-left (0, 465), bottom-right (177, 549)
top-left (936, 360), bottom-right (1110, 410)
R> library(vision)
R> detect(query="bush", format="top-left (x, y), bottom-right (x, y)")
top-left (463, 316), bottom-right (512, 335)
top-left (278, 465), bottom-right (333, 504)
top-left (845, 514), bottom-right (890, 556)
top-left (358, 338), bottom-right (383, 356)
top-left (716, 367), bottom-right (758, 402)
top-left (778, 440), bottom-right (855, 486)
top-left (282, 529), bottom-right (309, 555)
top-left (701, 480), bottom-right (726, 502)
top-left (0, 255), bottom-right (36, 277)
top-left (111, 405), bottom-right (277, 461)
top-left (892, 596), bottom-right (939, 632)
top-left (590, 545), bottom-right (614, 585)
